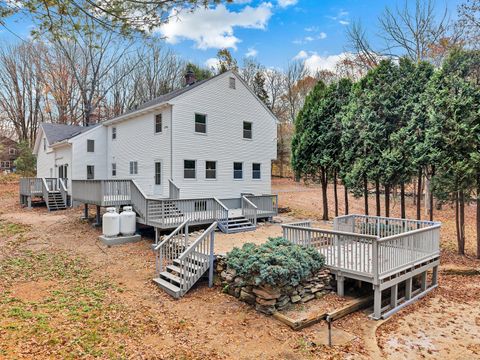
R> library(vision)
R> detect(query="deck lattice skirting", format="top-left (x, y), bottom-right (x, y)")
top-left (282, 215), bottom-right (440, 319)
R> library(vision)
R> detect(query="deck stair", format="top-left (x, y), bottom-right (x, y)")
top-left (223, 215), bottom-right (255, 233)
top-left (153, 220), bottom-right (217, 298)
top-left (46, 191), bottom-right (67, 211)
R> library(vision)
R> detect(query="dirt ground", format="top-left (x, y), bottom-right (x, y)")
top-left (1, 177), bottom-right (480, 359)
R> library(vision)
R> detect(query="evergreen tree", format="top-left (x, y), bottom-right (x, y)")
top-left (185, 63), bottom-right (213, 82)
top-left (216, 48), bottom-right (238, 73)
top-left (252, 71), bottom-right (270, 106)
top-left (14, 141), bottom-right (36, 176)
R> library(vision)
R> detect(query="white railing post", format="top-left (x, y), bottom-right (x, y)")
top-left (208, 230), bottom-right (215, 288)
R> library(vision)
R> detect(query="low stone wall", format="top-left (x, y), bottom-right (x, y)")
top-left (215, 255), bottom-right (336, 315)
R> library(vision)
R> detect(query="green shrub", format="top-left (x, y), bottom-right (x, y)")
top-left (226, 237), bottom-right (325, 287)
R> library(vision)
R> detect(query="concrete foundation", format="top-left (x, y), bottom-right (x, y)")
top-left (99, 234), bottom-right (142, 246)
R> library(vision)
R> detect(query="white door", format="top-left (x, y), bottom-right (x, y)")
top-left (153, 161), bottom-right (162, 195)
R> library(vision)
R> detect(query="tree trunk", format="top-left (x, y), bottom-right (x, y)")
top-left (320, 169), bottom-right (329, 221)
top-left (416, 168), bottom-right (422, 220)
top-left (459, 190), bottom-right (465, 256)
top-left (413, 178), bottom-right (416, 205)
top-left (344, 185), bottom-right (349, 215)
top-left (424, 175), bottom-right (430, 217)
top-left (364, 177), bottom-right (369, 216)
top-left (385, 184), bottom-right (390, 218)
top-left (429, 167), bottom-right (435, 221)
top-left (400, 182), bottom-right (406, 219)
top-left (455, 191), bottom-right (460, 252)
top-left (477, 173), bottom-right (480, 259)
top-left (333, 171), bottom-right (339, 217)
top-left (375, 179), bottom-right (381, 216)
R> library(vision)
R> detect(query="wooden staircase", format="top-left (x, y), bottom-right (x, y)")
top-left (46, 191), bottom-right (67, 211)
top-left (153, 220), bottom-right (216, 299)
top-left (222, 215), bottom-right (256, 233)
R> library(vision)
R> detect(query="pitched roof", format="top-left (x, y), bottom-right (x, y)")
top-left (41, 123), bottom-right (99, 145)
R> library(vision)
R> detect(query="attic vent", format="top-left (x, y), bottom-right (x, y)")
top-left (229, 77), bottom-right (236, 89)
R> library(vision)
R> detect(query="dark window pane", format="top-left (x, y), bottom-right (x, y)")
top-left (155, 114), bottom-right (162, 133)
top-left (206, 161), bottom-right (216, 179)
top-left (112, 163), bottom-right (116, 177)
top-left (229, 77), bottom-right (236, 89)
top-left (243, 122), bottom-right (252, 139)
top-left (87, 139), bottom-right (95, 152)
top-left (112, 127), bottom-right (116, 139)
top-left (195, 114), bottom-right (206, 133)
top-left (87, 165), bottom-right (94, 179)
top-left (155, 162), bottom-right (161, 184)
top-left (184, 160), bottom-right (196, 179)
top-left (252, 163), bottom-right (261, 179)
top-left (233, 162), bottom-right (243, 179)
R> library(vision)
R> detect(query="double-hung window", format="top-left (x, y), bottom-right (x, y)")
top-left (184, 160), bottom-right (196, 179)
top-left (155, 114), bottom-right (162, 133)
top-left (233, 162), bottom-right (243, 179)
top-left (155, 162), bottom-right (162, 185)
top-left (243, 121), bottom-right (252, 139)
top-left (205, 161), bottom-right (216, 179)
top-left (195, 113), bottom-right (206, 133)
top-left (87, 139), bottom-right (95, 152)
top-left (112, 127), bottom-right (117, 140)
top-left (87, 165), bottom-right (95, 179)
top-left (129, 161), bottom-right (138, 175)
top-left (112, 163), bottom-right (117, 177)
top-left (252, 163), bottom-right (261, 179)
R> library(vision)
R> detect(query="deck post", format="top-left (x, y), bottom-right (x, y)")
top-left (95, 205), bottom-right (101, 226)
top-left (208, 230), bottom-right (215, 288)
top-left (83, 204), bottom-right (89, 219)
top-left (373, 285), bottom-right (382, 319)
top-left (421, 271), bottom-right (427, 291)
top-left (337, 275), bottom-right (345, 297)
top-left (390, 283), bottom-right (398, 309)
top-left (27, 196), bottom-right (32, 209)
top-left (405, 277), bottom-right (412, 300)
top-left (432, 265), bottom-right (438, 285)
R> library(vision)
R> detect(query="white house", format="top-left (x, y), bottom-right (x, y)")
top-left (23, 70), bottom-right (278, 231)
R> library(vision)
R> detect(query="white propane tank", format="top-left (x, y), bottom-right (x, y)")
top-left (120, 206), bottom-right (136, 236)
top-left (103, 207), bottom-right (120, 237)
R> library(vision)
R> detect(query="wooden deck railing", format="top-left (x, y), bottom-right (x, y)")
top-left (214, 197), bottom-right (229, 233)
top-left (19, 178), bottom-right (45, 196)
top-left (241, 195), bottom-right (257, 226)
top-left (72, 179), bottom-right (131, 206)
top-left (154, 219), bottom-right (189, 275)
top-left (282, 215), bottom-right (441, 284)
top-left (169, 179), bottom-right (180, 199)
top-left (246, 194), bottom-right (278, 217)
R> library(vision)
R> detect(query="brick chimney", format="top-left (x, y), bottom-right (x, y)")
top-left (185, 69), bottom-right (196, 86)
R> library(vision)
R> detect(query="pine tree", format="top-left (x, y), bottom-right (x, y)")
top-left (216, 48), bottom-right (238, 73)
top-left (252, 71), bottom-right (270, 107)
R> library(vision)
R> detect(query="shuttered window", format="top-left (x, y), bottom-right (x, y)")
top-left (129, 161), bottom-right (138, 175)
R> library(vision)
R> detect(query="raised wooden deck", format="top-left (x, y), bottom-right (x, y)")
top-left (282, 215), bottom-right (440, 319)
top-left (71, 179), bottom-right (278, 232)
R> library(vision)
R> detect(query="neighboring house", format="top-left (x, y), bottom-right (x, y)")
top-left (0, 136), bottom-right (19, 173)
top-left (33, 123), bottom-right (107, 190)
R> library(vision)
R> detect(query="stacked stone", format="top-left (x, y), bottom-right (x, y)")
top-left (215, 255), bottom-right (335, 315)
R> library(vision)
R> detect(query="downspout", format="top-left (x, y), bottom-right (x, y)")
top-left (170, 105), bottom-right (173, 181)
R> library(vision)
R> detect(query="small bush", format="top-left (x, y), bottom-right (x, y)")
top-left (226, 237), bottom-right (325, 287)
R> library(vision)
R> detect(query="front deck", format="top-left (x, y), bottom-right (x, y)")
top-left (71, 179), bottom-right (278, 232)
top-left (282, 215), bottom-right (440, 319)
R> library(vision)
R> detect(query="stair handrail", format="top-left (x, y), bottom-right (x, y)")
top-left (177, 221), bottom-right (217, 292)
top-left (154, 219), bottom-right (190, 277)
top-left (130, 179), bottom-right (149, 222)
top-left (213, 197), bottom-right (229, 233)
top-left (241, 195), bottom-right (257, 226)
top-left (59, 178), bottom-right (68, 207)
top-left (168, 179), bottom-right (180, 199)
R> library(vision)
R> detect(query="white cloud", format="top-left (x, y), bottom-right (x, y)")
top-left (278, 0), bottom-right (298, 8)
top-left (328, 9), bottom-right (350, 26)
top-left (245, 47), bottom-right (258, 57)
top-left (158, 3), bottom-right (272, 50)
top-left (304, 26), bottom-right (318, 32)
top-left (205, 57), bottom-right (220, 70)
top-left (293, 31), bottom-right (327, 44)
top-left (318, 32), bottom-right (327, 39)
top-left (339, 20), bottom-right (350, 26)
top-left (293, 50), bottom-right (308, 60)
top-left (293, 51), bottom-right (350, 72)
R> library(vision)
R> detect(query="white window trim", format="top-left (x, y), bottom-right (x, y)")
top-left (183, 159), bottom-right (197, 180)
top-left (233, 162), bottom-right (243, 180)
top-left (194, 113), bottom-right (207, 135)
top-left (243, 121), bottom-right (253, 140)
top-left (129, 161), bottom-right (138, 175)
top-left (252, 163), bottom-right (261, 180)
top-left (154, 161), bottom-right (162, 185)
top-left (154, 113), bottom-right (163, 134)
top-left (87, 139), bottom-right (95, 153)
top-left (205, 160), bottom-right (217, 180)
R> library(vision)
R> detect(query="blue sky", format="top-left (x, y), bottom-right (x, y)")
top-left (1, 0), bottom-right (463, 71)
